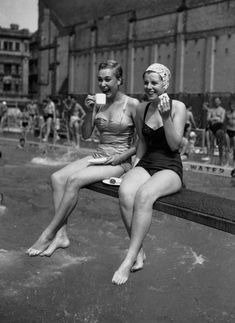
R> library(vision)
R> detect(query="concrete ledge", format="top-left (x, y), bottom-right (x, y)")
top-left (86, 182), bottom-right (235, 235)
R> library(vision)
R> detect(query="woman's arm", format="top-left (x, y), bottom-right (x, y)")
top-left (133, 139), bottom-right (146, 167)
top-left (219, 108), bottom-right (226, 123)
top-left (106, 145), bottom-right (137, 166)
top-left (81, 96), bottom-right (96, 139)
top-left (189, 111), bottom-right (197, 129)
top-left (132, 103), bottom-right (147, 167)
top-left (160, 98), bottom-right (187, 151)
top-left (79, 104), bottom-right (86, 120)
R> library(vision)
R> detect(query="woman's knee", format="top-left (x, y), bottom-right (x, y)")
top-left (135, 186), bottom-right (157, 209)
top-left (119, 181), bottom-right (135, 207)
top-left (65, 174), bottom-right (82, 192)
top-left (51, 172), bottom-right (61, 188)
top-left (51, 171), bottom-right (67, 190)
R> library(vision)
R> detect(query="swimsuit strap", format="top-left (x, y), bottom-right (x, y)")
top-left (123, 96), bottom-right (128, 112)
top-left (143, 99), bottom-right (172, 122)
top-left (143, 103), bottom-right (151, 122)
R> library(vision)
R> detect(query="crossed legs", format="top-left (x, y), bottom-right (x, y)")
top-left (26, 156), bottom-right (124, 256)
top-left (112, 167), bottom-right (182, 285)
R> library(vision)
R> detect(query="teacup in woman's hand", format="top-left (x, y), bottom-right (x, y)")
top-left (95, 93), bottom-right (106, 105)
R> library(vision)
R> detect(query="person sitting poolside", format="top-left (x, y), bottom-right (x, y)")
top-left (26, 59), bottom-right (139, 257)
top-left (112, 63), bottom-right (186, 285)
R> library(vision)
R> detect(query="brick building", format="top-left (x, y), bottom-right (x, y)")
top-left (0, 24), bottom-right (31, 105)
top-left (38, 0), bottom-right (235, 117)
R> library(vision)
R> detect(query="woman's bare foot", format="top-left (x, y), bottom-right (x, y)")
top-left (131, 249), bottom-right (146, 272)
top-left (26, 231), bottom-right (54, 256)
top-left (112, 259), bottom-right (133, 285)
top-left (40, 233), bottom-right (70, 257)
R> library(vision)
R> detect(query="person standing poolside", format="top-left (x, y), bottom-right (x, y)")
top-left (26, 59), bottom-right (139, 257)
top-left (185, 105), bottom-right (197, 132)
top-left (0, 101), bottom-right (8, 131)
top-left (62, 95), bottom-right (73, 143)
top-left (226, 97), bottom-right (235, 167)
top-left (207, 97), bottom-right (227, 165)
top-left (112, 63), bottom-right (186, 285)
top-left (202, 101), bottom-right (212, 158)
top-left (69, 97), bottom-right (86, 147)
top-left (27, 100), bottom-right (39, 135)
top-left (20, 105), bottom-right (30, 141)
top-left (42, 96), bottom-right (58, 143)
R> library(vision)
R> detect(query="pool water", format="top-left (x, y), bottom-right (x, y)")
top-left (0, 138), bottom-right (235, 322)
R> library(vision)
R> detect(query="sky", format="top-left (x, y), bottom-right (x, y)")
top-left (0, 0), bottom-right (38, 32)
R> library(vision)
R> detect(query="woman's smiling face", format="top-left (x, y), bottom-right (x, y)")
top-left (97, 68), bottom-right (121, 99)
top-left (143, 72), bottom-right (165, 101)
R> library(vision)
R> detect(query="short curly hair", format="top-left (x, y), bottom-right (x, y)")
top-left (98, 60), bottom-right (123, 85)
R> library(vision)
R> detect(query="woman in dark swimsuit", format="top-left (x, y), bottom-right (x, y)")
top-left (112, 63), bottom-right (187, 285)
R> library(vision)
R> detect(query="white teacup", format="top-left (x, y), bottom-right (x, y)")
top-left (95, 93), bottom-right (106, 105)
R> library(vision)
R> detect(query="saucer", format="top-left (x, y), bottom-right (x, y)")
top-left (102, 177), bottom-right (122, 186)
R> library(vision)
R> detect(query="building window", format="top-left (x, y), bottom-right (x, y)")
top-left (15, 64), bottom-right (20, 74)
top-left (15, 83), bottom-right (19, 92)
top-left (15, 42), bottom-right (20, 51)
top-left (3, 41), bottom-right (13, 51)
top-left (24, 43), bottom-right (28, 52)
top-left (4, 64), bottom-right (12, 74)
top-left (3, 83), bottom-right (11, 92)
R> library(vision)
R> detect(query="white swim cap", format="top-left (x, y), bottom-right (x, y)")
top-left (144, 63), bottom-right (171, 90)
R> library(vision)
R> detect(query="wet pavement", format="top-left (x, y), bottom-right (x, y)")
top-left (0, 138), bottom-right (235, 323)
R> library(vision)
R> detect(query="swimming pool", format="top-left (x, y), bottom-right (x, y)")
top-left (1, 137), bottom-right (234, 200)
top-left (0, 137), bottom-right (235, 322)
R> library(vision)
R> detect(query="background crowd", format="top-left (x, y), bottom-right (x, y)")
top-left (0, 95), bottom-right (86, 148)
top-left (0, 93), bottom-right (234, 167)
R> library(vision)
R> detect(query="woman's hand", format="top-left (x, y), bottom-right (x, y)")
top-left (158, 93), bottom-right (171, 119)
top-left (105, 154), bottom-right (123, 166)
top-left (85, 95), bottom-right (96, 112)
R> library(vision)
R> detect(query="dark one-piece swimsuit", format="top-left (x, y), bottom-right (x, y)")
top-left (136, 102), bottom-right (183, 182)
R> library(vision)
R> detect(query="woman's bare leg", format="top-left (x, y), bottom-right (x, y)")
top-left (209, 130), bottom-right (215, 164)
top-left (74, 123), bottom-right (80, 147)
top-left (27, 160), bottom-right (124, 256)
top-left (119, 167), bottom-right (150, 271)
top-left (27, 156), bottom-right (91, 255)
top-left (112, 170), bottom-right (182, 285)
top-left (40, 173), bottom-right (71, 256)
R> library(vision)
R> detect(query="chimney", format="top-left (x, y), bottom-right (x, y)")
top-left (10, 24), bottom-right (19, 30)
